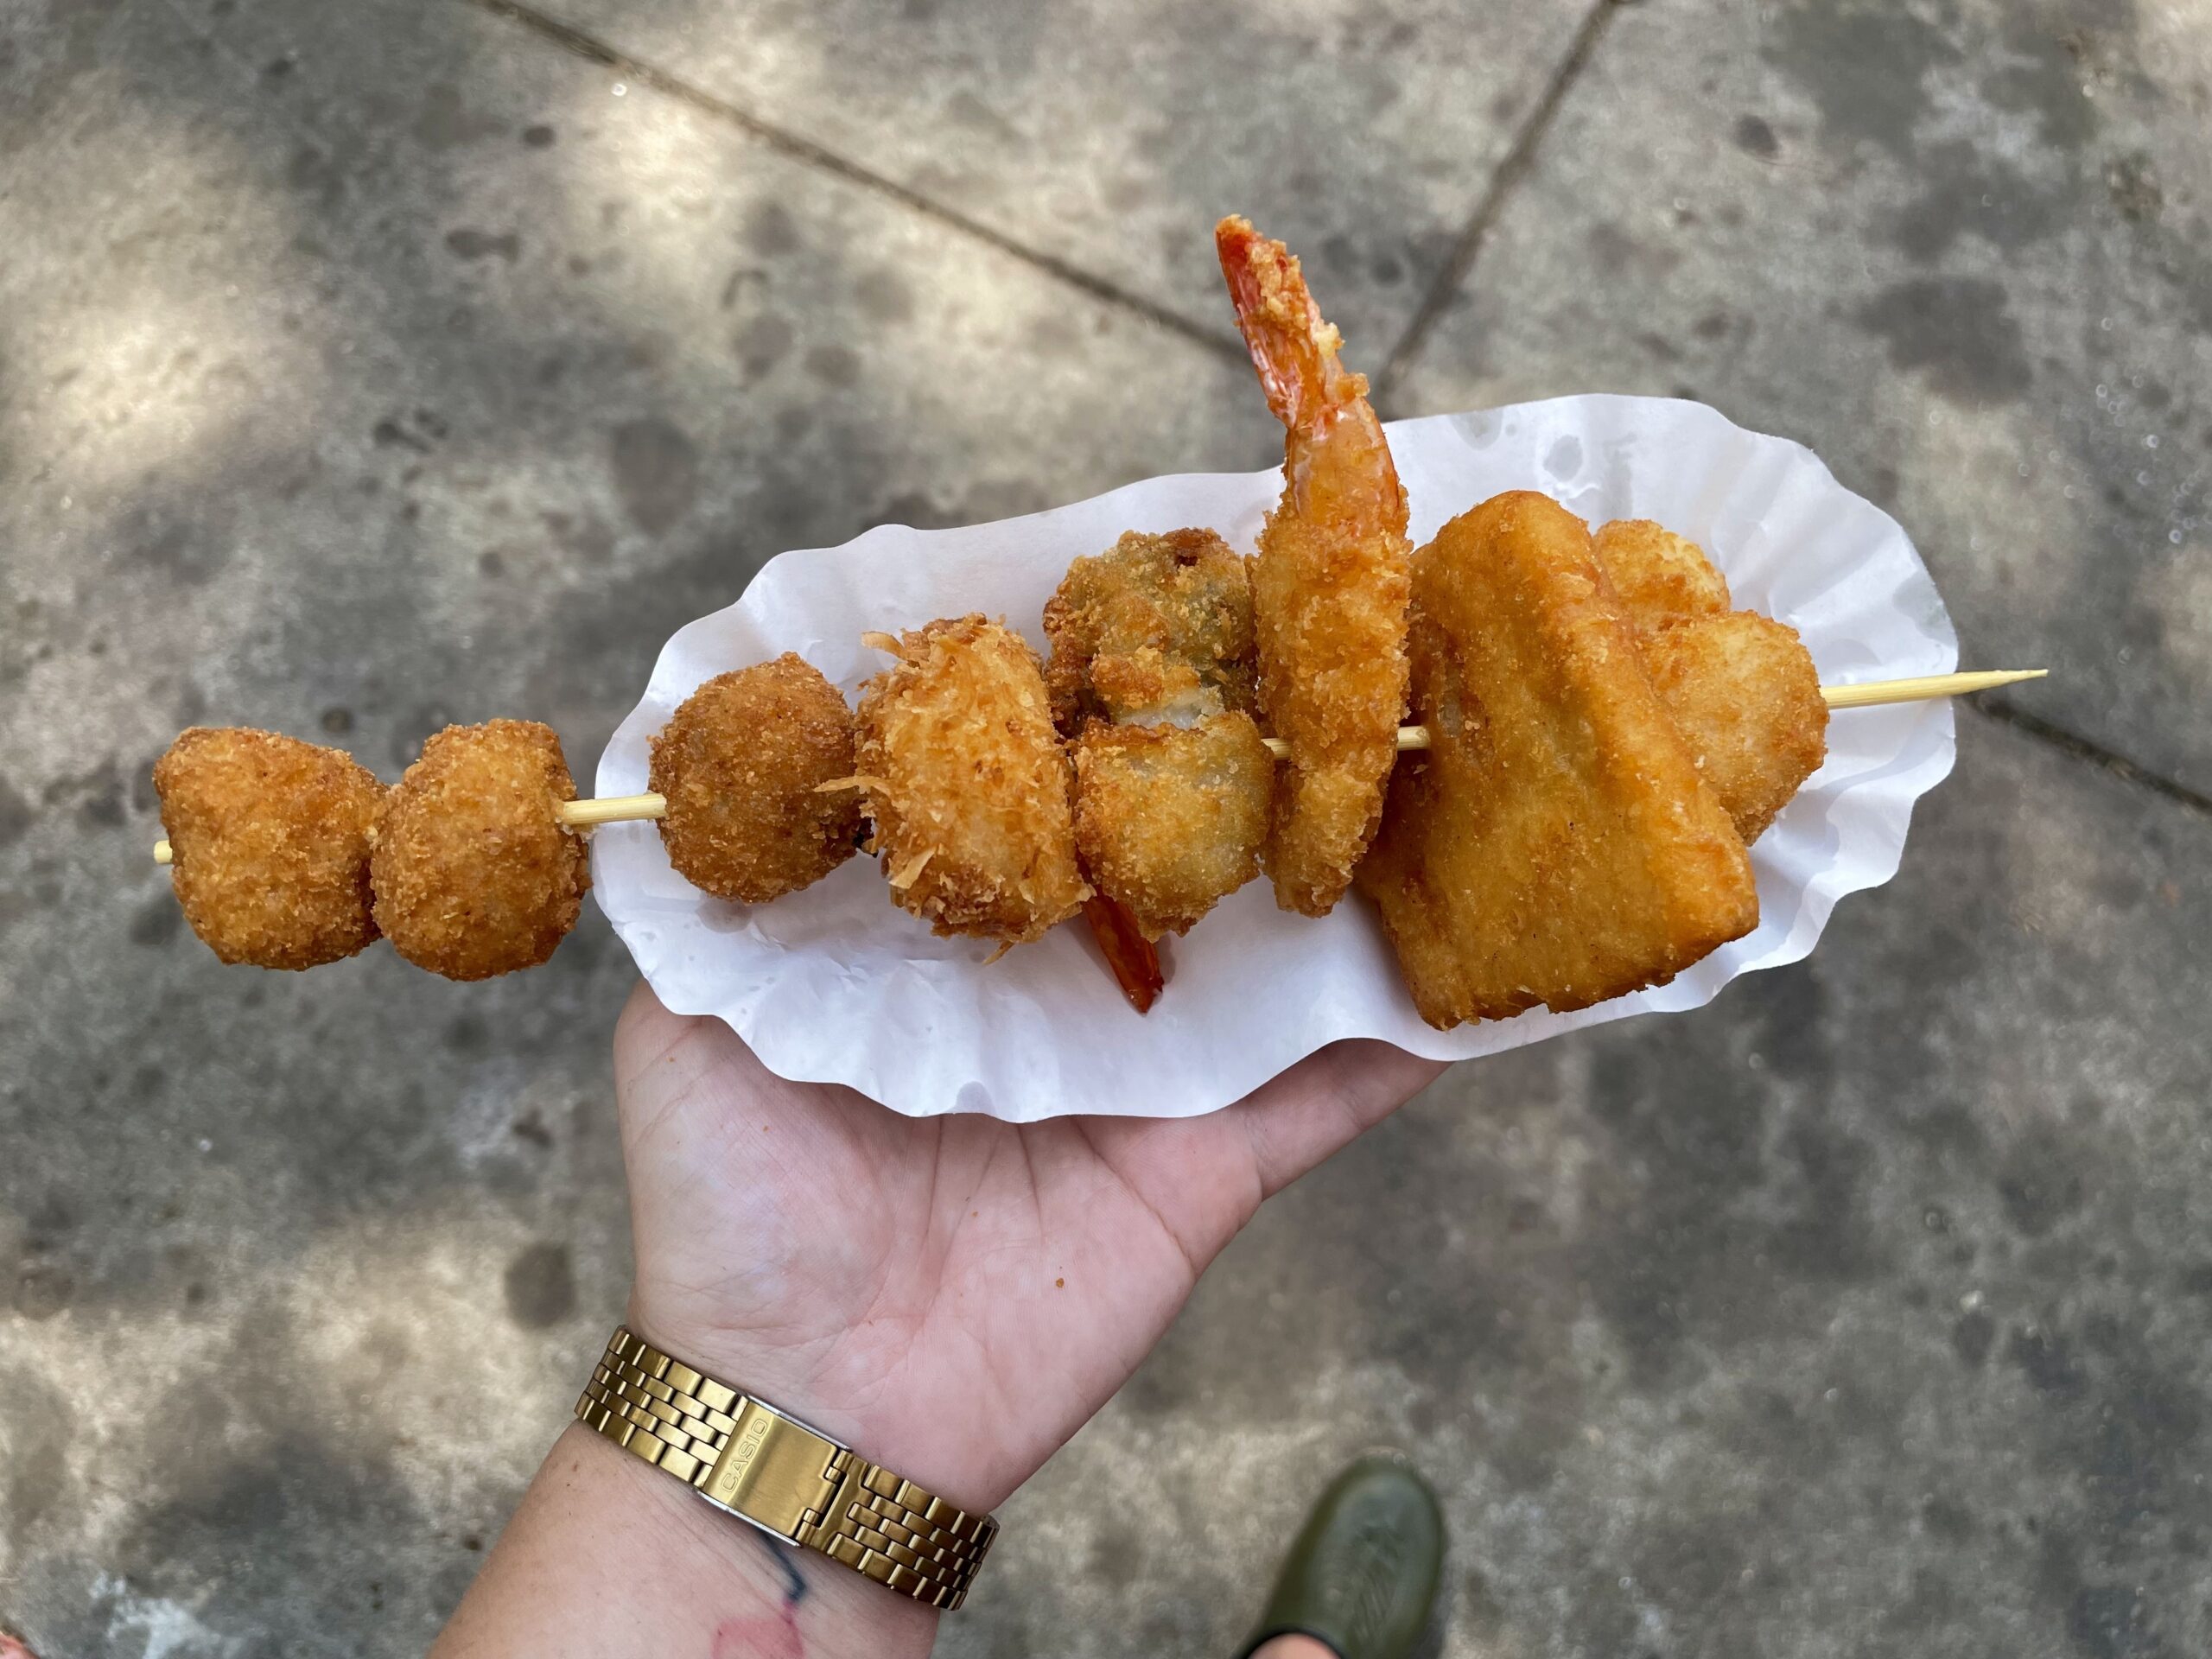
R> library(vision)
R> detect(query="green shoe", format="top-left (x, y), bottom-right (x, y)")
top-left (1237, 1452), bottom-right (1446, 1659)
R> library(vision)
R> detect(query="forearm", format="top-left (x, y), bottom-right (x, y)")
top-left (431, 1423), bottom-right (939, 1659)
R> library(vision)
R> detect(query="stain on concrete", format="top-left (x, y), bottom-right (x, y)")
top-left (0, 778), bottom-right (31, 849)
top-left (1889, 141), bottom-right (2063, 263)
top-left (1732, 113), bottom-right (1777, 158)
top-left (805, 344), bottom-right (861, 386)
top-left (413, 83), bottom-right (502, 149)
top-left (2105, 151), bottom-right (2163, 224)
top-left (1995, 1121), bottom-right (2088, 1236)
top-left (502, 1242), bottom-right (575, 1328)
top-left (1765, 2), bottom-right (1959, 161)
top-left (854, 269), bottom-right (912, 323)
top-left (747, 201), bottom-right (801, 256)
top-left (1854, 277), bottom-right (2033, 405)
top-left (127, 894), bottom-right (181, 946)
top-left (1953, 1308), bottom-right (1996, 1366)
top-left (444, 228), bottom-right (520, 263)
top-left (608, 418), bottom-right (700, 536)
top-left (1984, 14), bottom-right (2103, 153)
top-left (735, 314), bottom-right (794, 378)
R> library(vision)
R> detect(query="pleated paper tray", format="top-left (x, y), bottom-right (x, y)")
top-left (590, 397), bottom-right (1958, 1122)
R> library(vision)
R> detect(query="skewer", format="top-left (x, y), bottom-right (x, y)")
top-left (1817, 666), bottom-right (2044, 709)
top-left (147, 668), bottom-right (2047, 861)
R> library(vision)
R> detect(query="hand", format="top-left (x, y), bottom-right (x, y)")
top-left (615, 980), bottom-right (1445, 1511)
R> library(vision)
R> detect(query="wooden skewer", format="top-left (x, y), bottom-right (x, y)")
top-left (148, 668), bottom-right (2046, 861)
top-left (559, 792), bottom-right (668, 828)
top-left (1817, 666), bottom-right (2044, 709)
top-left (1255, 668), bottom-right (2048, 759)
top-left (152, 793), bottom-right (666, 864)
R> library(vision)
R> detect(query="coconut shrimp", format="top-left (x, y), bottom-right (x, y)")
top-left (1216, 216), bottom-right (1411, 917)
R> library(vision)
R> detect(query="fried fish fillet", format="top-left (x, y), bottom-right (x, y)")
top-left (1071, 712), bottom-right (1274, 938)
top-left (154, 727), bottom-right (385, 969)
top-left (1592, 518), bottom-right (1732, 634)
top-left (651, 655), bottom-right (862, 903)
top-left (1640, 612), bottom-right (1828, 843)
top-left (372, 720), bottom-right (590, 981)
top-left (1592, 519), bottom-right (1828, 842)
top-left (855, 615), bottom-right (1090, 946)
top-left (1042, 528), bottom-right (1255, 734)
top-left (1356, 492), bottom-right (1758, 1029)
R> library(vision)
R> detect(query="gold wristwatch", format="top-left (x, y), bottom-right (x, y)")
top-left (575, 1325), bottom-right (997, 1610)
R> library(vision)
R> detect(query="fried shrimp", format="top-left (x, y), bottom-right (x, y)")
top-left (855, 616), bottom-right (1090, 946)
top-left (1071, 713), bottom-right (1274, 938)
top-left (650, 655), bottom-right (861, 903)
top-left (1641, 612), bottom-right (1828, 842)
top-left (1042, 527), bottom-right (1255, 733)
top-left (154, 728), bottom-right (384, 969)
top-left (372, 720), bottom-right (590, 981)
top-left (1356, 492), bottom-right (1758, 1029)
top-left (1592, 518), bottom-right (1732, 633)
top-left (1217, 216), bottom-right (1411, 917)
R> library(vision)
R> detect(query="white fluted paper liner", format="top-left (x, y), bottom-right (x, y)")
top-left (593, 397), bottom-right (1957, 1122)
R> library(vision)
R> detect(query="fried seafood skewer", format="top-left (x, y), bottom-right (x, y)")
top-left (148, 666), bottom-right (2048, 866)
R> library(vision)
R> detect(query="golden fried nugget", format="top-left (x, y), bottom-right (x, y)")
top-left (1217, 217), bottom-right (1411, 917)
top-left (1641, 612), bottom-right (1828, 842)
top-left (154, 728), bottom-right (384, 969)
top-left (650, 655), bottom-right (861, 903)
top-left (1592, 518), bottom-right (1732, 634)
top-left (372, 720), bottom-right (589, 981)
top-left (1356, 492), bottom-right (1758, 1029)
top-left (1071, 712), bottom-right (1274, 938)
top-left (855, 616), bottom-right (1090, 946)
top-left (1042, 528), bottom-right (1255, 733)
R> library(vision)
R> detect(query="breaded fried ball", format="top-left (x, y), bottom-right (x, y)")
top-left (650, 655), bottom-right (861, 903)
top-left (153, 727), bottom-right (385, 969)
top-left (1592, 518), bottom-right (1732, 633)
top-left (1356, 493), bottom-right (1757, 1029)
top-left (372, 720), bottom-right (589, 981)
top-left (1042, 528), bottom-right (1255, 733)
top-left (855, 616), bottom-right (1090, 946)
top-left (1071, 712), bottom-right (1274, 938)
top-left (1641, 612), bottom-right (1829, 842)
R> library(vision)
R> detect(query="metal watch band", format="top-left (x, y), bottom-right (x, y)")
top-left (574, 1325), bottom-right (997, 1611)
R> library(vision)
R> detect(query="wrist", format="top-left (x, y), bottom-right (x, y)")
top-left (622, 1296), bottom-right (1020, 1511)
top-left (434, 1423), bottom-right (938, 1657)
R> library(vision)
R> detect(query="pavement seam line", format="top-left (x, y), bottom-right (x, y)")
top-left (1971, 699), bottom-right (2212, 819)
top-left (1375, 0), bottom-right (1625, 413)
top-left (454, 0), bottom-right (1249, 364)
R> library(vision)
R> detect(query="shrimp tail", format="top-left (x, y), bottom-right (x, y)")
top-left (1214, 215), bottom-right (1361, 435)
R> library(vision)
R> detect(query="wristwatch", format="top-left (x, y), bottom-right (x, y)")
top-left (575, 1325), bottom-right (997, 1610)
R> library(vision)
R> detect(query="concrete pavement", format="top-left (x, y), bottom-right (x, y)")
top-left (3, 1), bottom-right (2206, 1654)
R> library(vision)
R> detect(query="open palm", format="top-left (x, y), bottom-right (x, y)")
top-left (614, 981), bottom-right (1444, 1511)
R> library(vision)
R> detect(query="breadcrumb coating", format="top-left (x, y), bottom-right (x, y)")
top-left (1217, 216), bottom-right (1412, 917)
top-left (1591, 520), bottom-right (1828, 842)
top-left (1071, 712), bottom-right (1274, 938)
top-left (651, 655), bottom-right (861, 903)
top-left (154, 727), bottom-right (385, 969)
top-left (1640, 612), bottom-right (1828, 842)
top-left (1042, 528), bottom-right (1255, 733)
top-left (1356, 492), bottom-right (1758, 1029)
top-left (372, 720), bottom-right (589, 981)
top-left (855, 616), bottom-right (1089, 946)
top-left (1592, 518), bottom-right (1732, 633)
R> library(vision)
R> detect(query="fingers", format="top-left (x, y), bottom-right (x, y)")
top-left (1231, 1041), bottom-right (1448, 1199)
